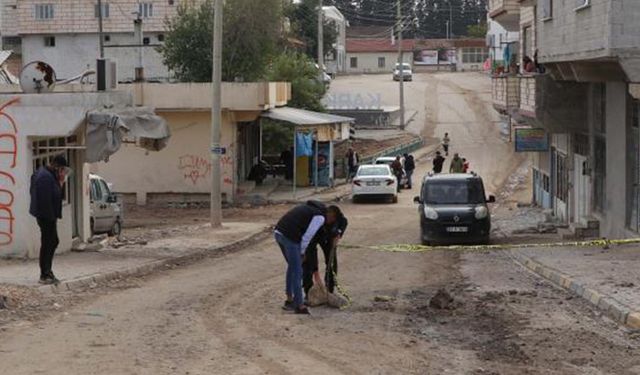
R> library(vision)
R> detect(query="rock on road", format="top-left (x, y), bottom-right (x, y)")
top-left (1, 73), bottom-right (639, 374)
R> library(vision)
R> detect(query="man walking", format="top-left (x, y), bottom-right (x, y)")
top-left (303, 205), bottom-right (348, 300)
top-left (346, 147), bottom-right (359, 182)
top-left (433, 151), bottom-right (445, 174)
top-left (450, 153), bottom-right (465, 173)
top-left (403, 153), bottom-right (415, 189)
top-left (275, 201), bottom-right (337, 315)
top-left (30, 155), bottom-right (67, 284)
top-left (442, 133), bottom-right (451, 156)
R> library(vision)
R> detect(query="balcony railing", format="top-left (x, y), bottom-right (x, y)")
top-left (519, 74), bottom-right (537, 118)
top-left (492, 75), bottom-right (520, 114)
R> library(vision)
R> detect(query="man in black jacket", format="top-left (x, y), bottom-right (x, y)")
top-left (29, 155), bottom-right (67, 284)
top-left (274, 201), bottom-right (338, 314)
top-left (303, 205), bottom-right (348, 299)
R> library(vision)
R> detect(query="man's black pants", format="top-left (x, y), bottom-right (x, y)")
top-left (37, 218), bottom-right (59, 278)
top-left (303, 238), bottom-right (338, 295)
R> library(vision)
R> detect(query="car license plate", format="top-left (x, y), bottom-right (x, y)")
top-left (366, 181), bottom-right (380, 186)
top-left (446, 227), bottom-right (468, 233)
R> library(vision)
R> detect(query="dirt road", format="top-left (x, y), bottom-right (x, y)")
top-left (1, 73), bottom-right (638, 374)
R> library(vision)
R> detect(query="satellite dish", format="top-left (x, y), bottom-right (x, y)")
top-left (19, 61), bottom-right (56, 94)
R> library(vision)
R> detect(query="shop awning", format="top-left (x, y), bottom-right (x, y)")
top-left (261, 107), bottom-right (354, 126)
top-left (86, 107), bottom-right (171, 163)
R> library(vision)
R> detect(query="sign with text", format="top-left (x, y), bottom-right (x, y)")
top-left (515, 128), bottom-right (549, 152)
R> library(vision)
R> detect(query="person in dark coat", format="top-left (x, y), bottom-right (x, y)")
top-left (433, 151), bottom-right (445, 174)
top-left (403, 153), bottom-right (416, 189)
top-left (29, 155), bottom-right (68, 284)
top-left (303, 205), bottom-right (348, 299)
top-left (274, 201), bottom-right (338, 314)
top-left (391, 156), bottom-right (404, 193)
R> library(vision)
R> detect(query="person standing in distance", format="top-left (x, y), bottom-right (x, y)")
top-left (432, 151), bottom-right (446, 174)
top-left (274, 201), bottom-right (337, 315)
top-left (29, 155), bottom-right (68, 285)
top-left (442, 133), bottom-right (451, 156)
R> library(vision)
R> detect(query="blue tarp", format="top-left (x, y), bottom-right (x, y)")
top-left (295, 132), bottom-right (313, 157)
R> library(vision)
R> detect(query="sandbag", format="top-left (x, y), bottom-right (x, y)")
top-left (327, 292), bottom-right (349, 309)
top-left (307, 283), bottom-right (329, 306)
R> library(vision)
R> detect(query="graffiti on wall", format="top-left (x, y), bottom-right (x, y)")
top-left (178, 154), bottom-right (212, 185)
top-left (0, 98), bottom-right (19, 246)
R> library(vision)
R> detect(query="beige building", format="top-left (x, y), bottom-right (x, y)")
top-left (489, 0), bottom-right (640, 239)
top-left (93, 82), bottom-right (292, 206)
top-left (345, 39), bottom-right (414, 74)
top-left (1, 0), bottom-right (177, 81)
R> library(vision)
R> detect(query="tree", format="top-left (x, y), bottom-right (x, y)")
top-left (286, 0), bottom-right (338, 62)
top-left (267, 51), bottom-right (327, 112)
top-left (466, 22), bottom-right (488, 38)
top-left (160, 0), bottom-right (282, 82)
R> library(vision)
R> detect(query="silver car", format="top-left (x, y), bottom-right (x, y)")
top-left (393, 63), bottom-right (413, 81)
top-left (89, 174), bottom-right (123, 236)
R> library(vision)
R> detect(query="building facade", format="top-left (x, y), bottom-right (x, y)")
top-left (323, 5), bottom-right (347, 76)
top-left (1, 0), bottom-right (176, 81)
top-left (345, 39), bottom-right (414, 74)
top-left (489, 0), bottom-right (640, 239)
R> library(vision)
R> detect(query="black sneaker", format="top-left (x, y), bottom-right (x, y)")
top-left (294, 306), bottom-right (311, 315)
top-left (38, 277), bottom-right (55, 285)
top-left (282, 300), bottom-right (294, 311)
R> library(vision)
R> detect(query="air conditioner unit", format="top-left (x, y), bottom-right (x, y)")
top-left (96, 58), bottom-right (117, 91)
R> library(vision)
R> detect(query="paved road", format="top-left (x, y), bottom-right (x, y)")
top-left (1, 73), bottom-right (638, 374)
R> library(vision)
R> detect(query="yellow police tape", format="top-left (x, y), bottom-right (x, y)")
top-left (341, 238), bottom-right (640, 253)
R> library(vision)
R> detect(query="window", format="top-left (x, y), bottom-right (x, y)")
top-left (157, 34), bottom-right (165, 42)
top-left (462, 48), bottom-right (488, 64)
top-left (43, 36), bottom-right (55, 47)
top-left (35, 4), bottom-right (54, 20)
top-left (138, 2), bottom-right (153, 18)
top-left (143, 37), bottom-right (150, 45)
top-left (522, 26), bottom-right (532, 60)
top-left (32, 137), bottom-right (72, 205)
top-left (377, 57), bottom-right (385, 68)
top-left (541, 0), bottom-right (552, 20)
top-left (104, 34), bottom-right (111, 42)
top-left (94, 3), bottom-right (110, 18)
top-left (350, 57), bottom-right (357, 69)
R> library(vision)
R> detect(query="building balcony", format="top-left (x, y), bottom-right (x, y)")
top-left (492, 75), bottom-right (520, 115)
top-left (488, 0), bottom-right (520, 31)
top-left (518, 74), bottom-right (588, 133)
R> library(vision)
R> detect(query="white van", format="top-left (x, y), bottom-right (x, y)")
top-left (89, 174), bottom-right (123, 236)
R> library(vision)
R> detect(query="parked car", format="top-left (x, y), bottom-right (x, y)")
top-left (89, 174), bottom-right (123, 237)
top-left (352, 164), bottom-right (398, 203)
top-left (413, 172), bottom-right (495, 245)
top-left (393, 63), bottom-right (413, 81)
top-left (375, 156), bottom-right (408, 188)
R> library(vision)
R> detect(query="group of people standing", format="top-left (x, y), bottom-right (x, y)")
top-left (432, 133), bottom-right (470, 174)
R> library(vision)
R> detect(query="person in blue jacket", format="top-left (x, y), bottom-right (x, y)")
top-left (29, 155), bottom-right (68, 284)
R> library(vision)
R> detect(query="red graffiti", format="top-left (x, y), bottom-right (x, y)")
top-left (178, 154), bottom-right (212, 185)
top-left (0, 97), bottom-right (19, 247)
top-left (221, 156), bottom-right (233, 166)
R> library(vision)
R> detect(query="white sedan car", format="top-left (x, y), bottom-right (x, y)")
top-left (352, 164), bottom-right (398, 203)
top-left (375, 156), bottom-right (408, 188)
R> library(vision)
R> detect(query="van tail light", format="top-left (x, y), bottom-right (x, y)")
top-left (386, 179), bottom-right (395, 186)
top-left (353, 180), bottom-right (362, 186)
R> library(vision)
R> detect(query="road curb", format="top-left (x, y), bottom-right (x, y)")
top-left (511, 251), bottom-right (640, 329)
top-left (38, 228), bottom-right (271, 294)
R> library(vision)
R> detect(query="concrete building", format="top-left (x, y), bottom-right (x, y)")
top-left (486, 19), bottom-right (519, 65)
top-left (93, 82), bottom-right (292, 207)
top-left (489, 0), bottom-right (640, 239)
top-left (0, 0), bottom-right (176, 81)
top-left (322, 5), bottom-right (347, 76)
top-left (345, 38), bottom-right (414, 74)
top-left (0, 85), bottom-right (135, 258)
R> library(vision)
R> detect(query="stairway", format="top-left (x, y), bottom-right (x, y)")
top-left (558, 218), bottom-right (600, 240)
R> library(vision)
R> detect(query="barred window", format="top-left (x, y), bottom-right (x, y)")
top-left (35, 4), bottom-right (54, 20)
top-left (462, 48), bottom-right (488, 64)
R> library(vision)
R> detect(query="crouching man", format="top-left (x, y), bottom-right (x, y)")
top-left (303, 205), bottom-right (347, 302)
top-left (274, 201), bottom-right (337, 315)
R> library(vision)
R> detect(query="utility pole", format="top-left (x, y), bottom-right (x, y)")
top-left (446, 20), bottom-right (450, 39)
top-left (97, 0), bottom-right (104, 58)
top-left (210, 0), bottom-right (223, 227)
top-left (133, 14), bottom-right (144, 81)
top-left (397, 0), bottom-right (405, 129)
top-left (449, 1), bottom-right (453, 39)
top-left (318, 0), bottom-right (324, 81)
